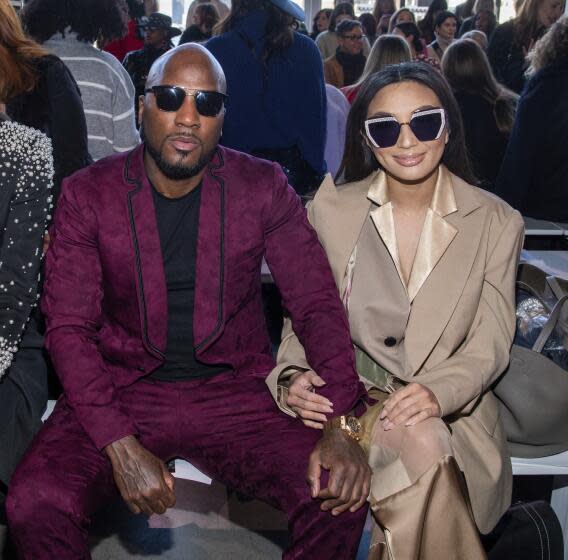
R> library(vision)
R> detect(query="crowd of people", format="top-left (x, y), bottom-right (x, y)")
top-left (0, 0), bottom-right (567, 557)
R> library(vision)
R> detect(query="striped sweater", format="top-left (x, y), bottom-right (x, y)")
top-left (45, 32), bottom-right (140, 162)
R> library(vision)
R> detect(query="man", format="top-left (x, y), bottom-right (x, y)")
top-left (6, 44), bottom-right (370, 559)
top-left (124, 12), bottom-right (181, 123)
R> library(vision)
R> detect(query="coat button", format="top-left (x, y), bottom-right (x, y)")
top-left (138, 366), bottom-right (146, 373)
top-left (384, 337), bottom-right (396, 347)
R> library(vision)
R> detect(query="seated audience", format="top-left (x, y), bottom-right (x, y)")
top-left (324, 84), bottom-right (351, 176)
top-left (324, 20), bottom-right (367, 89)
top-left (418, 0), bottom-right (448, 44)
top-left (310, 8), bottom-right (332, 39)
top-left (6, 44), bottom-right (370, 559)
top-left (462, 28), bottom-right (489, 49)
top-left (316, 2), bottom-right (371, 59)
top-left (488, 0), bottom-right (564, 93)
top-left (0, 113), bottom-right (53, 504)
top-left (442, 39), bottom-right (518, 190)
top-left (5, 1), bottom-right (90, 200)
top-left (206, 0), bottom-right (326, 195)
top-left (394, 21), bottom-right (441, 67)
top-left (342, 34), bottom-right (411, 103)
top-left (103, 0), bottom-right (145, 63)
top-left (268, 61), bottom-right (523, 558)
top-left (427, 10), bottom-right (458, 62)
top-left (123, 12), bottom-right (181, 124)
top-left (179, 3), bottom-right (220, 44)
top-left (496, 16), bottom-right (568, 221)
top-left (359, 12), bottom-right (378, 45)
top-left (387, 7), bottom-right (416, 32)
top-left (22, 0), bottom-right (140, 162)
top-left (458, 0), bottom-right (496, 38)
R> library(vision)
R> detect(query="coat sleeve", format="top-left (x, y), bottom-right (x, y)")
top-left (0, 125), bottom-right (53, 378)
top-left (417, 209), bottom-right (524, 417)
top-left (41, 175), bottom-right (138, 450)
top-left (111, 64), bottom-right (140, 153)
top-left (263, 167), bottom-right (364, 417)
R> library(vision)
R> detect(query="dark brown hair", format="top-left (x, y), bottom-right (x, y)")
top-left (329, 2), bottom-right (355, 32)
top-left (337, 62), bottom-right (476, 185)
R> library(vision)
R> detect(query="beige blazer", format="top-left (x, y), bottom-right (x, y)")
top-left (266, 166), bottom-right (524, 534)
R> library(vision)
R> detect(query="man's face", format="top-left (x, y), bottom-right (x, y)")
top-left (145, 27), bottom-right (169, 47)
top-left (139, 53), bottom-right (225, 181)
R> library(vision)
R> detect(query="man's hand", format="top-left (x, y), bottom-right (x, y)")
top-left (380, 382), bottom-right (441, 430)
top-left (306, 427), bottom-right (371, 516)
top-left (105, 435), bottom-right (176, 515)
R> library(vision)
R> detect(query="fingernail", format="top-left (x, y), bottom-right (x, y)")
top-left (379, 411), bottom-right (386, 420)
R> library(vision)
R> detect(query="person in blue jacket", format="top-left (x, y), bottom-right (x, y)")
top-left (206, 0), bottom-right (326, 196)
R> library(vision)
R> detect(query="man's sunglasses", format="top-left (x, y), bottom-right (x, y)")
top-left (364, 108), bottom-right (446, 148)
top-left (145, 86), bottom-right (228, 116)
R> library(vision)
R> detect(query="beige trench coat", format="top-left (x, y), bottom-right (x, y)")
top-left (266, 167), bottom-right (524, 534)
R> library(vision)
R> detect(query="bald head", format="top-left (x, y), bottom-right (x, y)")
top-left (146, 43), bottom-right (226, 93)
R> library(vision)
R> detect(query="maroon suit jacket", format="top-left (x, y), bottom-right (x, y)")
top-left (42, 145), bottom-right (364, 450)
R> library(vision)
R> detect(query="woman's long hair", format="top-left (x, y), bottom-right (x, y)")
top-left (329, 2), bottom-right (355, 32)
top-left (352, 35), bottom-right (412, 88)
top-left (395, 22), bottom-right (426, 56)
top-left (442, 38), bottom-right (518, 134)
top-left (420, 0), bottom-right (448, 31)
top-left (372, 0), bottom-right (396, 24)
top-left (514, 0), bottom-right (552, 47)
top-left (388, 8), bottom-right (416, 33)
top-left (216, 0), bottom-right (293, 60)
top-left (311, 8), bottom-right (332, 38)
top-left (337, 62), bottom-right (476, 185)
top-left (195, 3), bottom-right (220, 32)
top-left (0, 0), bottom-right (47, 103)
top-left (527, 14), bottom-right (568, 74)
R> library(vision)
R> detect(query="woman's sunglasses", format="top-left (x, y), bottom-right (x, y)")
top-left (364, 108), bottom-right (446, 148)
top-left (145, 86), bottom-right (228, 117)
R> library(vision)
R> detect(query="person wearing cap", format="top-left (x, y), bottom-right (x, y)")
top-left (124, 13), bottom-right (182, 124)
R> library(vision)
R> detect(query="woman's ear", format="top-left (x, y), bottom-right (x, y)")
top-left (444, 128), bottom-right (450, 145)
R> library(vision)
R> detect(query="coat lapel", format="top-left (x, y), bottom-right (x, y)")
top-left (124, 147), bottom-right (167, 358)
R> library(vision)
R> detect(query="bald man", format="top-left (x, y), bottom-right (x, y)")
top-left (6, 45), bottom-right (369, 559)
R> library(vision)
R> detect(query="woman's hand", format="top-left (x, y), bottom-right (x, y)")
top-left (286, 370), bottom-right (334, 429)
top-left (379, 382), bottom-right (441, 430)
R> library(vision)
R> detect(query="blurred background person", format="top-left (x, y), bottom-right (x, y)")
top-left (22, 0), bottom-right (140, 162)
top-left (144, 0), bottom-right (159, 16)
top-left (186, 0), bottom-right (229, 27)
top-left (342, 34), bottom-right (412, 102)
top-left (496, 16), bottom-right (568, 220)
top-left (123, 12), bottom-right (181, 123)
top-left (443, 38), bottom-right (517, 189)
top-left (394, 21), bottom-right (441, 67)
top-left (418, 0), bottom-right (448, 44)
top-left (388, 7), bottom-right (416, 33)
top-left (488, 0), bottom-right (564, 92)
top-left (324, 20), bottom-right (366, 88)
top-left (427, 10), bottom-right (458, 62)
top-left (310, 8), bottom-right (332, 39)
top-left (4, 1), bottom-right (90, 201)
top-left (316, 2), bottom-right (371, 59)
top-left (372, 0), bottom-right (396, 31)
top-left (359, 12), bottom-right (378, 45)
top-left (462, 28), bottom-right (489, 48)
top-left (103, 0), bottom-right (145, 63)
top-left (324, 84), bottom-right (351, 176)
top-left (455, 0), bottom-right (476, 24)
top-left (458, 0), bottom-right (496, 37)
top-left (179, 3), bottom-right (220, 43)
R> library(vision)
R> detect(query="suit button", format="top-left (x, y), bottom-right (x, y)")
top-left (384, 337), bottom-right (396, 347)
top-left (138, 366), bottom-right (146, 373)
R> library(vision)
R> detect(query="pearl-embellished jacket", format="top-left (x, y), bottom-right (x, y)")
top-left (0, 120), bottom-right (53, 377)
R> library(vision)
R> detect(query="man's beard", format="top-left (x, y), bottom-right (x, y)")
top-left (140, 124), bottom-right (215, 180)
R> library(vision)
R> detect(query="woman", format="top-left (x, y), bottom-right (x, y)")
top-left (310, 8), bottom-right (332, 39)
top-left (22, 0), bottom-right (139, 162)
top-left (418, 0), bottom-right (447, 44)
top-left (4, 1), bottom-right (90, 201)
top-left (206, 0), bottom-right (327, 196)
top-left (268, 62), bottom-right (523, 558)
top-left (387, 7), bottom-right (416, 33)
top-left (324, 20), bottom-right (367, 89)
top-left (359, 12), bottom-right (378, 45)
top-left (462, 28), bottom-right (489, 49)
top-left (316, 2), bottom-right (371, 59)
top-left (394, 21), bottom-right (441, 67)
top-left (458, 0), bottom-right (496, 38)
top-left (496, 16), bottom-right (568, 220)
top-left (372, 0), bottom-right (396, 29)
top-left (488, 0), bottom-right (564, 92)
top-left (179, 3), bottom-right (220, 43)
top-left (427, 10), bottom-right (458, 62)
top-left (103, 0), bottom-right (145, 63)
top-left (342, 34), bottom-right (411, 103)
top-left (442, 39), bottom-right (518, 189)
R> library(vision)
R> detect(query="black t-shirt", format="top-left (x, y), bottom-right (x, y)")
top-left (149, 182), bottom-right (229, 381)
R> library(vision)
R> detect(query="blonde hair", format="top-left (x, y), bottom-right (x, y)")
top-left (0, 0), bottom-right (47, 102)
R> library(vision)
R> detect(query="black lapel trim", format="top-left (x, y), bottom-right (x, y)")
top-left (124, 151), bottom-right (165, 359)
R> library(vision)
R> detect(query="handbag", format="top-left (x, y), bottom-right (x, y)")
top-left (493, 263), bottom-right (568, 458)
